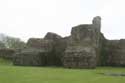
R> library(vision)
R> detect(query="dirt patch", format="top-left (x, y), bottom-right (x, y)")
top-left (98, 72), bottom-right (125, 77)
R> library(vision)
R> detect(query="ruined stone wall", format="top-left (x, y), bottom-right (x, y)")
top-left (13, 16), bottom-right (125, 69)
top-left (13, 48), bottom-right (46, 66)
top-left (13, 16), bottom-right (103, 68)
top-left (13, 32), bottom-right (67, 66)
top-left (13, 38), bottom-right (54, 66)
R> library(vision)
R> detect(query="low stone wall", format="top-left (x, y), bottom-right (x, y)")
top-left (13, 48), bottom-right (47, 66)
top-left (0, 48), bottom-right (15, 59)
top-left (104, 39), bottom-right (125, 66)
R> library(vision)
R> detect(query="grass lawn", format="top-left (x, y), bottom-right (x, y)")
top-left (0, 59), bottom-right (125, 83)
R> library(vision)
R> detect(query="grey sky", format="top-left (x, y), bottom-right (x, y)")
top-left (0, 0), bottom-right (125, 41)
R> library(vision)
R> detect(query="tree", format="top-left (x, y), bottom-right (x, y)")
top-left (4, 36), bottom-right (26, 49)
top-left (0, 33), bottom-right (26, 49)
top-left (0, 41), bottom-right (5, 48)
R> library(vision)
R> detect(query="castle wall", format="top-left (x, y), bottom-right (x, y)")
top-left (13, 48), bottom-right (46, 66)
top-left (103, 39), bottom-right (125, 66)
top-left (12, 16), bottom-right (125, 69)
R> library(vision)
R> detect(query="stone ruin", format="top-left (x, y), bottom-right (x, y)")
top-left (12, 16), bottom-right (125, 68)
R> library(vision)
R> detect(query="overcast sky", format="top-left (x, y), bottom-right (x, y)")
top-left (0, 0), bottom-right (125, 41)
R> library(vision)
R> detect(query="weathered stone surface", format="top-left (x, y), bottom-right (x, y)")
top-left (27, 38), bottom-right (53, 51)
top-left (70, 24), bottom-right (98, 47)
top-left (63, 46), bottom-right (96, 68)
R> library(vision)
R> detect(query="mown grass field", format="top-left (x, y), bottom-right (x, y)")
top-left (0, 58), bottom-right (125, 83)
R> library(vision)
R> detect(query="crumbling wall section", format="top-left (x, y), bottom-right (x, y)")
top-left (63, 16), bottom-right (101, 68)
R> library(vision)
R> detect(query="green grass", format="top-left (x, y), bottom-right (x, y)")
top-left (0, 59), bottom-right (125, 83)
top-left (0, 58), bottom-right (12, 65)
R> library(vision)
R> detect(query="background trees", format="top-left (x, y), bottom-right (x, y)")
top-left (0, 33), bottom-right (26, 49)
